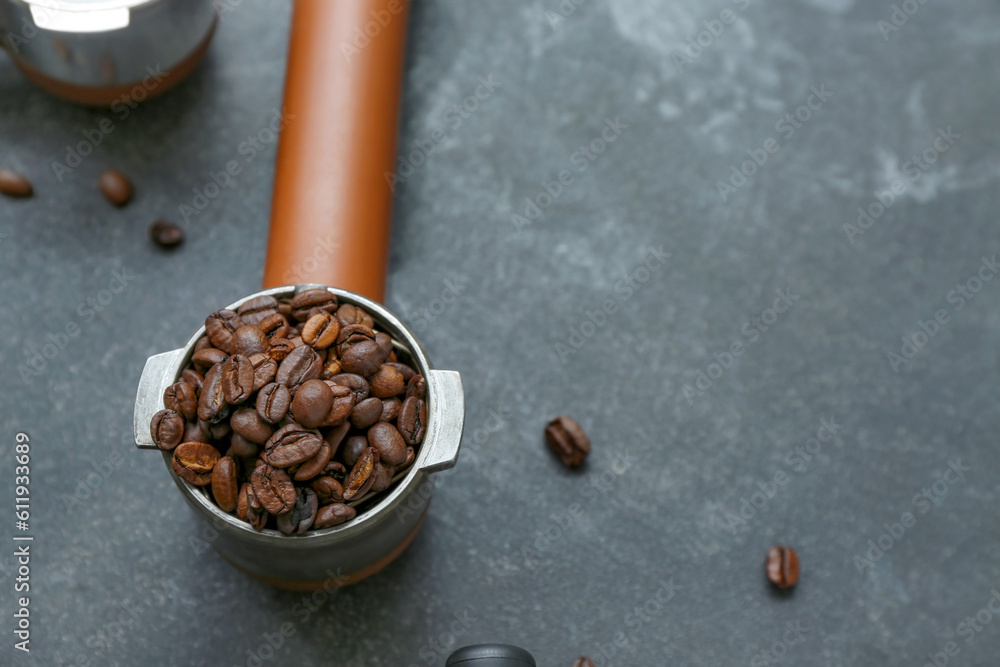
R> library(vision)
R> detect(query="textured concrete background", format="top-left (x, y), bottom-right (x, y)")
top-left (2, 1), bottom-right (1000, 665)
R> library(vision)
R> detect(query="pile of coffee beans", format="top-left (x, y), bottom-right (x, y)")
top-left (150, 289), bottom-right (427, 534)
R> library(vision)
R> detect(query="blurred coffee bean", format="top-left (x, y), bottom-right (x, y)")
top-left (544, 416), bottom-right (590, 468)
top-left (229, 432), bottom-right (259, 458)
top-left (336, 324), bottom-right (383, 376)
top-left (191, 347), bottom-right (228, 372)
top-left (268, 338), bottom-right (294, 362)
top-left (311, 476), bottom-right (345, 504)
top-left (766, 546), bottom-right (800, 589)
top-left (375, 332), bottom-right (393, 359)
top-left (257, 313), bottom-right (289, 341)
top-left (150, 409), bottom-right (184, 450)
top-left (384, 362), bottom-right (416, 384)
top-left (181, 369), bottom-right (204, 392)
top-left (406, 374), bottom-right (427, 399)
top-left (0, 169), bottom-right (33, 197)
top-left (172, 442), bottom-right (220, 486)
top-left (98, 169), bottom-right (133, 207)
top-left (321, 384), bottom-right (355, 427)
top-left (326, 373), bottom-right (369, 402)
top-left (149, 220), bottom-right (184, 248)
top-left (248, 353), bottom-right (277, 392)
top-left (293, 440), bottom-right (332, 481)
top-left (370, 462), bottom-right (394, 493)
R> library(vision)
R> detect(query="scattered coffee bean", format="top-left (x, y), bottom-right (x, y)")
top-left (149, 220), bottom-right (184, 248)
top-left (380, 397), bottom-right (402, 422)
top-left (0, 169), bottom-right (32, 197)
top-left (98, 169), bottom-right (133, 207)
top-left (545, 416), bottom-right (590, 468)
top-left (276, 345), bottom-right (322, 388)
top-left (572, 659), bottom-right (596, 667)
top-left (766, 545), bottom-right (800, 589)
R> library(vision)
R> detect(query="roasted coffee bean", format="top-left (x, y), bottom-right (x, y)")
top-left (398, 446), bottom-right (415, 471)
top-left (766, 546), bottom-right (800, 589)
top-left (544, 416), bottom-right (590, 468)
top-left (368, 462), bottom-right (393, 493)
top-left (314, 503), bottom-right (356, 529)
top-left (342, 436), bottom-right (368, 468)
top-left (268, 338), bottom-right (294, 362)
top-left (231, 325), bottom-right (269, 357)
top-left (249, 352), bottom-right (277, 391)
top-left (239, 480), bottom-right (267, 530)
top-left (251, 464), bottom-right (297, 515)
top-left (181, 368), bottom-right (204, 392)
top-left (277, 488), bottom-right (318, 535)
top-left (256, 382), bottom-right (290, 424)
top-left (183, 419), bottom-right (210, 443)
top-left (293, 440), bottom-right (332, 481)
top-left (368, 422), bottom-right (407, 466)
top-left (221, 354), bottom-right (255, 404)
top-left (572, 658), bottom-right (596, 667)
top-left (197, 364), bottom-right (229, 423)
top-left (237, 295), bottom-right (279, 327)
top-left (385, 362), bottom-right (416, 383)
top-left (398, 396), bottom-right (427, 446)
top-left (291, 289), bottom-right (338, 322)
top-left (301, 312), bottom-right (340, 349)
top-left (369, 364), bottom-right (404, 399)
top-left (375, 331), bottom-right (393, 359)
top-left (321, 358), bottom-right (342, 379)
top-left (191, 347), bottom-right (228, 371)
top-left (230, 407), bottom-right (274, 445)
top-left (163, 381), bottom-right (198, 420)
top-left (311, 476), bottom-right (345, 504)
top-left (380, 397), bottom-right (402, 422)
top-left (149, 220), bottom-right (185, 248)
top-left (211, 456), bottom-right (239, 513)
top-left (276, 345), bottom-right (322, 388)
top-left (320, 384), bottom-right (355, 427)
top-left (229, 432), bottom-right (259, 458)
top-left (98, 169), bottom-right (133, 207)
top-left (236, 482), bottom-right (252, 521)
top-left (343, 446), bottom-right (379, 500)
top-left (350, 397), bottom-right (383, 429)
top-left (406, 374), bottom-right (427, 399)
top-left (335, 303), bottom-right (374, 328)
top-left (257, 313), bottom-right (290, 341)
top-left (194, 336), bottom-right (213, 353)
top-left (290, 379), bottom-right (334, 429)
top-left (205, 309), bottom-right (243, 353)
top-left (263, 424), bottom-right (323, 468)
top-left (336, 324), bottom-right (384, 376)
top-left (322, 421), bottom-right (351, 457)
top-left (172, 442), bottom-right (220, 486)
top-left (208, 419), bottom-right (231, 440)
top-left (0, 169), bottom-right (33, 197)
top-left (150, 409), bottom-right (184, 450)
top-left (323, 461), bottom-right (347, 477)
top-left (326, 373), bottom-right (369, 402)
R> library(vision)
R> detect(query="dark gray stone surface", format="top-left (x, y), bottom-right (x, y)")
top-left (2, 1), bottom-right (1000, 665)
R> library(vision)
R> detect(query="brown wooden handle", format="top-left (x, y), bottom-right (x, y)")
top-left (262, 0), bottom-right (409, 302)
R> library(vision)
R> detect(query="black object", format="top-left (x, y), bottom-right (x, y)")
top-left (446, 644), bottom-right (536, 667)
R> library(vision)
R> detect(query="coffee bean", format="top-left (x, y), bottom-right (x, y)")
top-left (380, 397), bottom-right (402, 422)
top-left (229, 432), bottom-right (259, 458)
top-left (230, 407), bottom-right (274, 445)
top-left (350, 397), bottom-right (383, 429)
top-left (172, 442), bottom-right (220, 486)
top-left (398, 446), bottom-right (415, 471)
top-left (181, 369), bottom-right (204, 392)
top-left (406, 374), bottom-right (427, 399)
top-left (302, 312), bottom-right (340, 349)
top-left (342, 435), bottom-right (368, 468)
top-left (0, 169), bottom-right (32, 197)
top-left (276, 488), bottom-right (318, 535)
top-left (766, 545), bottom-right (799, 589)
top-left (191, 347), bottom-right (228, 372)
top-left (368, 422), bottom-right (407, 466)
top-left (326, 373), bottom-right (369, 402)
top-left (292, 439), bottom-right (332, 481)
top-left (335, 303), bottom-right (374, 329)
top-left (163, 381), bottom-right (198, 420)
top-left (183, 419), bottom-right (210, 443)
top-left (193, 336), bottom-right (213, 353)
top-left (370, 462), bottom-right (394, 493)
top-left (256, 382), bottom-right (290, 424)
top-left (290, 379), bottom-right (334, 429)
top-left (236, 482), bottom-right (252, 521)
top-left (291, 289), bottom-right (338, 322)
top-left (323, 460), bottom-right (347, 477)
top-left (248, 353), bottom-right (277, 391)
top-left (251, 464), bottom-right (297, 515)
top-left (398, 396), bottom-right (426, 446)
top-left (311, 476), bottom-right (345, 504)
top-left (197, 364), bottom-right (229, 424)
top-left (313, 503), bottom-right (356, 529)
top-left (237, 295), bottom-right (279, 327)
top-left (257, 313), bottom-right (290, 341)
top-left (375, 332), bottom-right (393, 360)
top-left (209, 420), bottom-right (231, 440)
top-left (572, 658), bottom-right (596, 667)
top-left (369, 364), bottom-right (404, 399)
top-left (221, 354), bottom-right (255, 404)
top-left (246, 485), bottom-right (268, 530)
top-left (205, 310), bottom-right (243, 353)
top-left (544, 416), bottom-right (590, 468)
top-left (211, 456), bottom-right (239, 513)
top-left (321, 358), bottom-right (342, 379)
top-left (268, 338), bottom-right (294, 362)
top-left (336, 324), bottom-right (384, 376)
top-left (230, 325), bottom-right (269, 357)
top-left (150, 409), bottom-right (184, 450)
top-left (385, 362), bottom-right (416, 384)
top-left (263, 423), bottom-right (323, 468)
top-left (343, 446), bottom-right (379, 500)
top-left (149, 220), bottom-right (184, 248)
top-left (98, 169), bottom-right (133, 207)
top-left (276, 345), bottom-right (322, 388)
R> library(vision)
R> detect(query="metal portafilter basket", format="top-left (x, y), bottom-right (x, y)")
top-left (133, 0), bottom-right (467, 589)
top-left (0, 0), bottom-right (217, 105)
